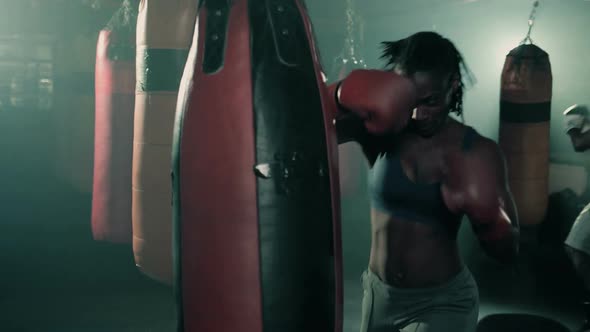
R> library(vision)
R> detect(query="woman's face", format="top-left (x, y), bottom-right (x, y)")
top-left (407, 70), bottom-right (457, 137)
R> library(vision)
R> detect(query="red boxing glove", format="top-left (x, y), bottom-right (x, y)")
top-left (328, 69), bottom-right (417, 136)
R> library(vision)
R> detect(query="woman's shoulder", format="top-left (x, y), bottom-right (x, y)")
top-left (447, 121), bottom-right (500, 154)
top-left (445, 123), bottom-right (507, 178)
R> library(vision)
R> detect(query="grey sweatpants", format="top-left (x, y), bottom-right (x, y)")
top-left (360, 267), bottom-right (479, 332)
top-left (565, 202), bottom-right (590, 289)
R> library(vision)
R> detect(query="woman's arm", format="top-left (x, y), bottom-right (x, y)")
top-left (442, 138), bottom-right (519, 264)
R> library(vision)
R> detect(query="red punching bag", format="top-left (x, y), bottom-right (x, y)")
top-left (499, 4), bottom-right (552, 226)
top-left (91, 2), bottom-right (137, 244)
top-left (499, 43), bottom-right (552, 226)
top-left (172, 0), bottom-right (343, 331)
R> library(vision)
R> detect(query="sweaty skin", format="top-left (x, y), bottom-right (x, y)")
top-left (337, 70), bottom-right (519, 288)
top-left (367, 120), bottom-right (518, 287)
top-left (367, 120), bottom-right (464, 287)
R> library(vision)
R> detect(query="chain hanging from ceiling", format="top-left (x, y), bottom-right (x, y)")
top-left (521, 0), bottom-right (540, 45)
top-left (329, 0), bottom-right (367, 81)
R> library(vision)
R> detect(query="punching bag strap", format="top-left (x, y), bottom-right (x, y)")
top-left (202, 0), bottom-right (233, 74)
top-left (267, 0), bottom-right (300, 66)
top-left (520, 1), bottom-right (540, 45)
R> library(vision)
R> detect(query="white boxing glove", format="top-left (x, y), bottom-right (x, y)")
top-left (564, 104), bottom-right (590, 134)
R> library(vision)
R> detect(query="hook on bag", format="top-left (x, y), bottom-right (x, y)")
top-left (521, 0), bottom-right (540, 45)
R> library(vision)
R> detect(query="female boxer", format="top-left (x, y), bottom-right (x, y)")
top-left (330, 31), bottom-right (520, 332)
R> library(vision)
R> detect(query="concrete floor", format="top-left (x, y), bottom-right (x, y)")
top-left (0, 270), bottom-right (583, 332)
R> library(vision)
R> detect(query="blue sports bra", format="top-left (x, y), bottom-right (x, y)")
top-left (367, 127), bottom-right (477, 225)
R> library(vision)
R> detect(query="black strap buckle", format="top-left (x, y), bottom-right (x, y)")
top-left (202, 0), bottom-right (233, 74)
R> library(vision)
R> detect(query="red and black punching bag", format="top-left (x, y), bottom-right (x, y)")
top-left (172, 0), bottom-right (343, 331)
top-left (499, 43), bottom-right (552, 226)
top-left (132, 0), bottom-right (198, 284)
top-left (91, 3), bottom-right (137, 244)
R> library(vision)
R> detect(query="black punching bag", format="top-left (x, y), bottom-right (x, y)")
top-left (172, 0), bottom-right (343, 331)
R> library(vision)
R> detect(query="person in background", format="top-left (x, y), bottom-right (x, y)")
top-left (564, 104), bottom-right (590, 332)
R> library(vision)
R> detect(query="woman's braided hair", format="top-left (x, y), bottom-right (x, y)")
top-left (380, 31), bottom-right (475, 118)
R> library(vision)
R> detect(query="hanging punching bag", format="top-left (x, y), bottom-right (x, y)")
top-left (92, 1), bottom-right (137, 244)
top-left (132, 0), bottom-right (198, 284)
top-left (499, 43), bottom-right (552, 226)
top-left (172, 0), bottom-right (342, 331)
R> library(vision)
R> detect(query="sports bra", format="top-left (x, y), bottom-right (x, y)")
top-left (367, 127), bottom-right (477, 225)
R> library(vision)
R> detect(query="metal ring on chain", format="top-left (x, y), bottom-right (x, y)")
top-left (521, 0), bottom-right (540, 45)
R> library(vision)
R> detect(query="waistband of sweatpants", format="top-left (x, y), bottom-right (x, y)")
top-left (363, 265), bottom-right (474, 297)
